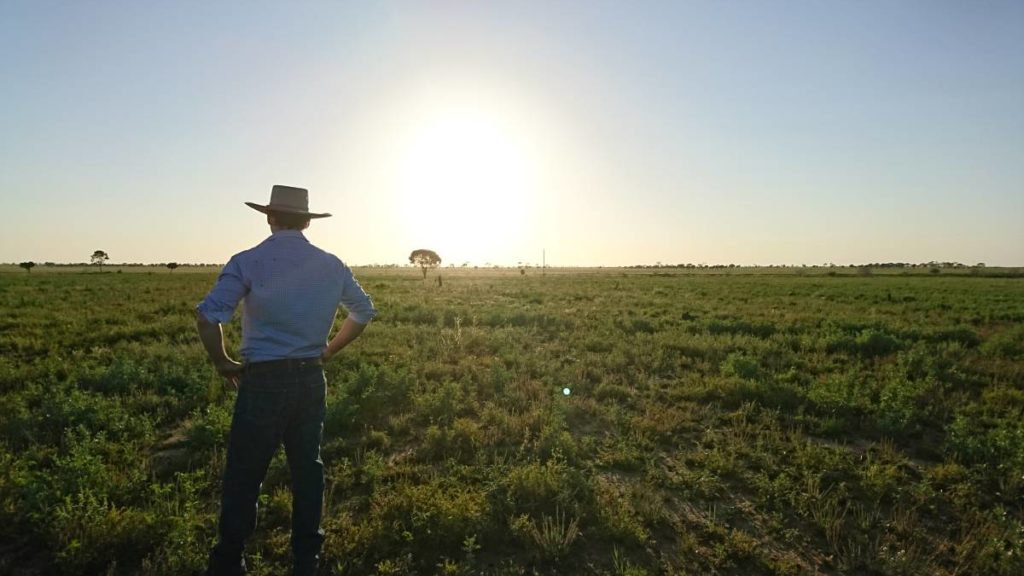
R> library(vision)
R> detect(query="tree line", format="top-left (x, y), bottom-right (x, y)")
top-left (628, 261), bottom-right (988, 269)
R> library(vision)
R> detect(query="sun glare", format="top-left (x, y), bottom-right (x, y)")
top-left (397, 106), bottom-right (536, 264)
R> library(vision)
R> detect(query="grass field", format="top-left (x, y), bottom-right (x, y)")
top-left (1, 268), bottom-right (1022, 575)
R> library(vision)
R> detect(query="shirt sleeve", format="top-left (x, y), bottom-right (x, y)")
top-left (339, 263), bottom-right (376, 325)
top-left (196, 256), bottom-right (248, 324)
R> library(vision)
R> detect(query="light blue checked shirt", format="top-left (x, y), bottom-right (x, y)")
top-left (196, 230), bottom-right (376, 362)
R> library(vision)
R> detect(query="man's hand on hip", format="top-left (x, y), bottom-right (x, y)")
top-left (322, 316), bottom-right (369, 362)
top-left (215, 359), bottom-right (243, 390)
top-left (196, 311), bottom-right (244, 390)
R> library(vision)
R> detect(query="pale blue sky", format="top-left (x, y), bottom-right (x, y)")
top-left (2, 1), bottom-right (1022, 266)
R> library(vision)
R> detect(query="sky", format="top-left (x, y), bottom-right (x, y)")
top-left (2, 1), bottom-right (1022, 267)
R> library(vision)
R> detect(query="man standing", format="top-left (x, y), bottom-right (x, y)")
top-left (196, 185), bottom-right (376, 576)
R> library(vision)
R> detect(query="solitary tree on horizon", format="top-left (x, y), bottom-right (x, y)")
top-left (19, 261), bottom-right (35, 273)
top-left (91, 250), bottom-right (109, 268)
top-left (166, 262), bottom-right (179, 272)
top-left (409, 249), bottom-right (441, 279)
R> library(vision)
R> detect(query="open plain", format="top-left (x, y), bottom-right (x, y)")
top-left (1, 267), bottom-right (1022, 575)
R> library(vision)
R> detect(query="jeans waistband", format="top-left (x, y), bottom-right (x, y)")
top-left (243, 357), bottom-right (323, 373)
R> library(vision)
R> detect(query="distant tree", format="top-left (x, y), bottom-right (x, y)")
top-left (19, 261), bottom-right (35, 273)
top-left (166, 262), bottom-right (179, 272)
top-left (409, 249), bottom-right (441, 278)
top-left (91, 250), bottom-right (109, 268)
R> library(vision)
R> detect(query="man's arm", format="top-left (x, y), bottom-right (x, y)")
top-left (322, 316), bottom-right (367, 361)
top-left (323, 261), bottom-right (375, 361)
top-left (195, 256), bottom-right (248, 388)
top-left (196, 310), bottom-right (243, 389)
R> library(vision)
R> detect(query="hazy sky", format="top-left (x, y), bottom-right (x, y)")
top-left (2, 1), bottom-right (1022, 266)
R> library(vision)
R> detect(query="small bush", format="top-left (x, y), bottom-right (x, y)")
top-left (369, 479), bottom-right (490, 561)
top-left (720, 353), bottom-right (760, 380)
top-left (876, 373), bottom-right (938, 435)
top-left (504, 457), bottom-right (584, 517)
top-left (414, 380), bottom-right (467, 425)
top-left (509, 508), bottom-right (580, 561)
top-left (855, 329), bottom-right (901, 358)
top-left (593, 476), bottom-right (648, 545)
top-left (364, 429), bottom-right (391, 452)
top-left (51, 491), bottom-right (157, 573)
top-left (186, 404), bottom-right (232, 454)
top-left (981, 325), bottom-right (1024, 359)
top-left (947, 413), bottom-right (1024, 497)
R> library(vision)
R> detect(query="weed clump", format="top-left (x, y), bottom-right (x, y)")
top-left (720, 353), bottom-right (761, 380)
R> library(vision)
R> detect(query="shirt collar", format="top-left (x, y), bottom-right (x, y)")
top-left (267, 230), bottom-right (308, 242)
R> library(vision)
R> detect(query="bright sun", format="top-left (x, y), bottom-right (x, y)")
top-left (397, 107), bottom-right (535, 264)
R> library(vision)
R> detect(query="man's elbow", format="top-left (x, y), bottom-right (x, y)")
top-left (195, 308), bottom-right (216, 328)
top-left (345, 315), bottom-right (371, 328)
top-left (345, 304), bottom-right (377, 326)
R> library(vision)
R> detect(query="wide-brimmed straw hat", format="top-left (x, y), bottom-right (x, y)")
top-left (245, 185), bottom-right (332, 218)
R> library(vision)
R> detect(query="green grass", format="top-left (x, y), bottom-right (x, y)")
top-left (1, 268), bottom-right (1022, 574)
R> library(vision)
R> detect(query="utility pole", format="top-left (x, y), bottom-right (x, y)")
top-left (543, 249), bottom-right (546, 276)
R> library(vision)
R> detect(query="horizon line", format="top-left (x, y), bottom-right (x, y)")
top-left (3, 260), bottom-right (1021, 269)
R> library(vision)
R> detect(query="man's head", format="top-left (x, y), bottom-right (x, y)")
top-left (267, 211), bottom-right (311, 231)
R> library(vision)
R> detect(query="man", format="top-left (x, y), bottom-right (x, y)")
top-left (196, 185), bottom-right (376, 576)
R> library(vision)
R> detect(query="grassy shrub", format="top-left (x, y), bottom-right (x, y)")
top-left (137, 471), bottom-right (211, 575)
top-left (706, 318), bottom-right (775, 339)
top-left (854, 328), bottom-right (902, 358)
top-left (719, 352), bottom-right (761, 380)
top-left (875, 373), bottom-right (939, 435)
top-left (503, 456), bottom-right (587, 518)
top-left (926, 326), bottom-right (981, 347)
top-left (618, 316), bottom-right (657, 335)
top-left (592, 476), bottom-right (649, 545)
top-left (537, 426), bottom-right (579, 463)
top-left (413, 379), bottom-right (469, 425)
top-left (509, 508), bottom-right (581, 561)
top-left (186, 403), bottom-right (232, 454)
top-left (367, 479), bottom-right (490, 566)
top-left (595, 380), bottom-right (632, 403)
top-left (364, 428), bottom-right (392, 452)
top-left (50, 491), bottom-right (157, 573)
top-left (981, 324), bottom-right (1024, 359)
top-left (807, 371), bottom-right (872, 418)
top-left (421, 421), bottom-right (482, 462)
top-left (947, 412), bottom-right (1024, 498)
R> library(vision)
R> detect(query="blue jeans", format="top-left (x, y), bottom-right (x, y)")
top-left (208, 360), bottom-right (327, 576)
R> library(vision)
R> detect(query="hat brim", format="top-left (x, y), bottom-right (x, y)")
top-left (245, 202), bottom-right (331, 219)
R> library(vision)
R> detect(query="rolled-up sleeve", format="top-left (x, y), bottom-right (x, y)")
top-left (339, 264), bottom-right (376, 325)
top-left (196, 256), bottom-right (248, 324)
